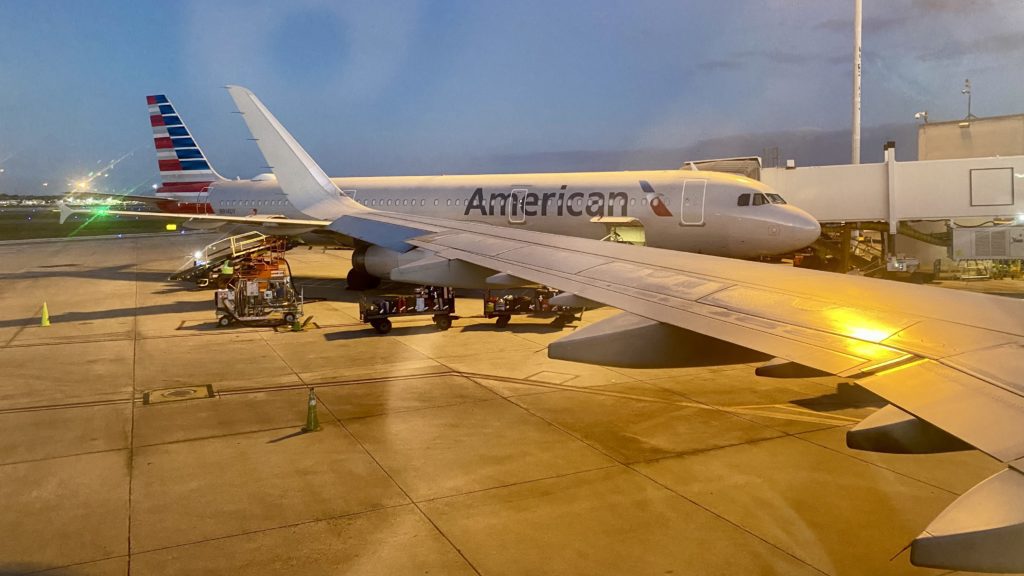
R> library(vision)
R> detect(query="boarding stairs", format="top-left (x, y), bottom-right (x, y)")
top-left (170, 231), bottom-right (285, 282)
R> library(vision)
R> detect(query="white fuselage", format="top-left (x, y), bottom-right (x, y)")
top-left (198, 169), bottom-right (820, 258)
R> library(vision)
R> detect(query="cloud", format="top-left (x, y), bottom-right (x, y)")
top-left (696, 48), bottom-right (849, 72)
top-left (917, 31), bottom-right (1024, 61)
top-left (696, 59), bottom-right (745, 72)
top-left (816, 15), bottom-right (912, 33)
top-left (911, 0), bottom-right (999, 13)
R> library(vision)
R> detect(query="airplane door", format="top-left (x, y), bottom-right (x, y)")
top-left (507, 188), bottom-right (527, 224)
top-left (680, 180), bottom-right (706, 225)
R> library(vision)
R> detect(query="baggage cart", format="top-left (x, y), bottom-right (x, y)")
top-left (483, 287), bottom-right (583, 328)
top-left (359, 286), bottom-right (455, 334)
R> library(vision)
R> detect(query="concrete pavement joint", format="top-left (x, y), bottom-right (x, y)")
top-left (792, 430), bottom-right (962, 497)
top-left (128, 238), bottom-right (140, 573)
top-left (0, 446), bottom-right (130, 469)
top-left (626, 464), bottom-right (831, 576)
top-left (316, 390), bottom-right (485, 576)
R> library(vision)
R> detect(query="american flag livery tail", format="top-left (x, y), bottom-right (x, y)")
top-left (147, 94), bottom-right (224, 213)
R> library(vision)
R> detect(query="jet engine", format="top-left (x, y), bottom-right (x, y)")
top-left (347, 244), bottom-right (509, 291)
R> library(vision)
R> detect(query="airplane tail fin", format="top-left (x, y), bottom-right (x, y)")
top-left (225, 85), bottom-right (367, 221)
top-left (147, 94), bottom-right (226, 196)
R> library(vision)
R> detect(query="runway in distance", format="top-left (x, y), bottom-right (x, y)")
top-left (218, 85), bottom-right (1024, 574)
top-left (64, 91), bottom-right (820, 288)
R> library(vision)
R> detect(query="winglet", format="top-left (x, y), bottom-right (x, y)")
top-left (225, 85), bottom-right (368, 220)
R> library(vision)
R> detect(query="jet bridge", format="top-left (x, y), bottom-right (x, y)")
top-left (750, 144), bottom-right (1024, 274)
top-left (761, 145), bottom-right (1024, 229)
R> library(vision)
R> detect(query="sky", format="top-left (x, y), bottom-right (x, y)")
top-left (0, 0), bottom-right (1021, 194)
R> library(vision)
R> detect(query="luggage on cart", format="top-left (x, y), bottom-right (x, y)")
top-left (359, 286), bottom-right (454, 334)
top-left (484, 287), bottom-right (583, 328)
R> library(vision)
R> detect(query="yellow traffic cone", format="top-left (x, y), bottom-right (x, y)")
top-left (40, 302), bottom-right (50, 327)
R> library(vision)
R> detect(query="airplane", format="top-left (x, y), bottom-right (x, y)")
top-left (214, 84), bottom-right (1019, 573)
top-left (63, 92), bottom-right (820, 289)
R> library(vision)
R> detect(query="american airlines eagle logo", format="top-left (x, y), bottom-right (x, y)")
top-left (639, 180), bottom-right (673, 217)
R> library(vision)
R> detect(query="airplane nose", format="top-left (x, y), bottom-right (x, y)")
top-left (788, 206), bottom-right (821, 249)
top-left (774, 205), bottom-right (820, 250)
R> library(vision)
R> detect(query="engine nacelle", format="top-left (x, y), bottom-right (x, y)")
top-left (351, 244), bottom-right (431, 279)
top-left (350, 244), bottom-right (501, 289)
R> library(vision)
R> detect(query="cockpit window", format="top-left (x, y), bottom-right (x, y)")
top-left (752, 193), bottom-right (766, 206)
top-left (737, 193), bottom-right (750, 206)
top-left (768, 193), bottom-right (786, 204)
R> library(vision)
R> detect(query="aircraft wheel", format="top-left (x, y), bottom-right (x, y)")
top-left (346, 268), bottom-right (381, 291)
top-left (495, 315), bottom-right (511, 328)
top-left (371, 318), bottom-right (392, 334)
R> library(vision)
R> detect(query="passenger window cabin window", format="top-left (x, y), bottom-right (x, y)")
top-left (737, 193), bottom-right (750, 206)
top-left (434, 199), bottom-right (439, 206)
top-left (446, 199), bottom-right (452, 206)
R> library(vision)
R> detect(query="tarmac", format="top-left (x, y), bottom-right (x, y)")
top-left (0, 232), bottom-right (1020, 575)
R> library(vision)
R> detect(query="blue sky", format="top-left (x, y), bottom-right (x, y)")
top-left (0, 0), bottom-right (1021, 194)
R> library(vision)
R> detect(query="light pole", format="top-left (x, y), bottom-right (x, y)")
top-left (851, 0), bottom-right (862, 164)
top-left (962, 79), bottom-right (977, 120)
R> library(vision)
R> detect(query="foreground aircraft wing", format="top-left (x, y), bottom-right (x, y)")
top-left (228, 83), bottom-right (1024, 573)
top-left (58, 201), bottom-right (328, 231)
top-left (353, 209), bottom-right (1024, 573)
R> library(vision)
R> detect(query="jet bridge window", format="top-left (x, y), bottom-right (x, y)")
top-left (737, 193), bottom-right (750, 206)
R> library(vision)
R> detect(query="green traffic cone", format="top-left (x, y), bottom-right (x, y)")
top-left (302, 388), bottom-right (322, 432)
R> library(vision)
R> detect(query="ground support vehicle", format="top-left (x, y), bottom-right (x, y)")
top-left (484, 287), bottom-right (584, 328)
top-left (214, 248), bottom-right (302, 326)
top-left (359, 286), bottom-right (454, 334)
